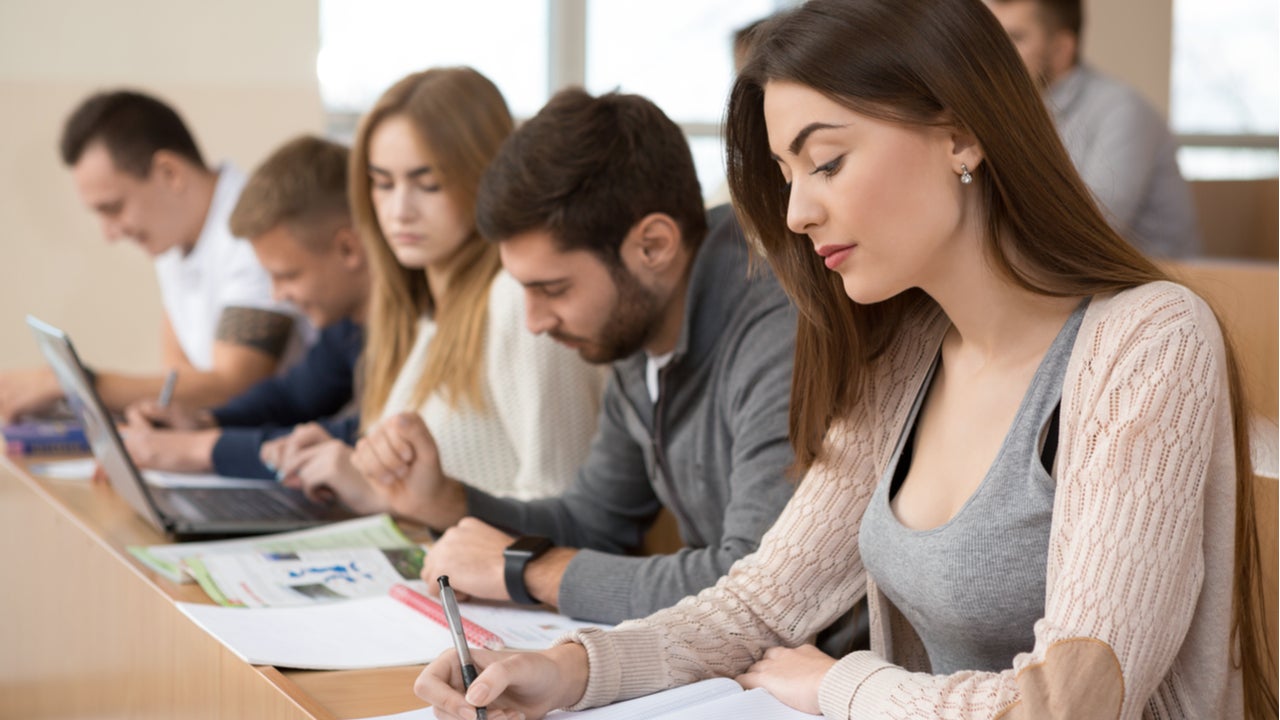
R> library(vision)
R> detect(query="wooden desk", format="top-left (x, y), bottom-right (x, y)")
top-left (0, 456), bottom-right (427, 719)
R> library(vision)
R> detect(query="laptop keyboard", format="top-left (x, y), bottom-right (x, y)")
top-left (177, 487), bottom-right (314, 522)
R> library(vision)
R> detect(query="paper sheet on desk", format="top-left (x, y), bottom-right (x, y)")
top-left (176, 580), bottom-right (612, 670)
top-left (178, 594), bottom-right (454, 669)
top-left (26, 458), bottom-right (97, 480)
top-left (400, 678), bottom-right (820, 720)
top-left (142, 470), bottom-right (275, 488)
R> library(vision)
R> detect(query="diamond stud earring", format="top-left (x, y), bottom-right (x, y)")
top-left (959, 164), bottom-right (973, 185)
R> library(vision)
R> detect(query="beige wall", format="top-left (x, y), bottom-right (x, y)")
top-left (0, 0), bottom-right (1185, 374)
top-left (1085, 0), bottom-right (1173, 116)
top-left (0, 0), bottom-right (323, 373)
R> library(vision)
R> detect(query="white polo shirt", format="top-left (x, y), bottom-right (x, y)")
top-left (153, 164), bottom-right (310, 371)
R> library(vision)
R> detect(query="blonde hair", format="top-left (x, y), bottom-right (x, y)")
top-left (350, 68), bottom-right (514, 426)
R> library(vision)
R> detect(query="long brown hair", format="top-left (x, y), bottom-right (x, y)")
top-left (726, 0), bottom-right (1275, 713)
top-left (350, 67), bottom-right (513, 425)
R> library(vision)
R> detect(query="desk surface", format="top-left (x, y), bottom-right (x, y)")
top-left (0, 455), bottom-right (429, 719)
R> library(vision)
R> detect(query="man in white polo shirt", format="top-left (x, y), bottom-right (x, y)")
top-left (0, 90), bottom-right (307, 422)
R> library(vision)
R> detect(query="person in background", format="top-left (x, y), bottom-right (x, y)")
top-left (987, 0), bottom-right (1202, 257)
top-left (121, 135), bottom-right (368, 480)
top-left (0, 90), bottom-right (309, 422)
top-left (413, 2), bottom-right (1274, 718)
top-left (329, 88), bottom-right (801, 632)
top-left (265, 67), bottom-right (602, 504)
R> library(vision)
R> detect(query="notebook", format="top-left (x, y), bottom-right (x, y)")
top-left (26, 315), bottom-right (354, 540)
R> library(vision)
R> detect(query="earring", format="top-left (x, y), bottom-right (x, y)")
top-left (959, 164), bottom-right (973, 185)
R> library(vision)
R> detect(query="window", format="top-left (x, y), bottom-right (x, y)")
top-left (318, 0), bottom-right (791, 198)
top-left (1171, 0), bottom-right (1278, 179)
top-left (318, 0), bottom-right (548, 131)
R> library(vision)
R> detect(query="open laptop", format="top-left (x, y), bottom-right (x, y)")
top-left (27, 315), bottom-right (354, 540)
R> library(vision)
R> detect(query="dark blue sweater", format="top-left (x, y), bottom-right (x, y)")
top-left (210, 318), bottom-right (363, 478)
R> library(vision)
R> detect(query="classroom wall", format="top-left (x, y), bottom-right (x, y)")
top-left (1086, 0), bottom-right (1172, 117)
top-left (0, 0), bottom-right (323, 373)
top-left (0, 0), bottom-right (1187, 375)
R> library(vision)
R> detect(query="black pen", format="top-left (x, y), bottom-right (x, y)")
top-left (438, 576), bottom-right (488, 720)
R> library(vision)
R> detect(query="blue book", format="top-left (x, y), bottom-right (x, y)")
top-left (3, 420), bottom-right (91, 456)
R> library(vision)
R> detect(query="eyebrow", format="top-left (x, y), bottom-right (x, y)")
top-left (778, 122), bottom-right (847, 158)
top-left (521, 278), bottom-right (569, 289)
top-left (367, 164), bottom-right (435, 180)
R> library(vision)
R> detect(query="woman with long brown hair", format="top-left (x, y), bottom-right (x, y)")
top-left (414, 3), bottom-right (1275, 718)
top-left (276, 67), bottom-right (601, 509)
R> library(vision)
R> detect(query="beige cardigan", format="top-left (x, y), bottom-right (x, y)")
top-left (566, 282), bottom-right (1242, 719)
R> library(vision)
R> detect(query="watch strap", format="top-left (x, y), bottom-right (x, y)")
top-left (503, 535), bottom-right (552, 605)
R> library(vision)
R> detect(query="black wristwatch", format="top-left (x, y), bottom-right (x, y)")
top-left (503, 535), bottom-right (554, 605)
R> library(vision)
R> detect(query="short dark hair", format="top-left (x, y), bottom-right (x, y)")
top-left (989, 0), bottom-right (1082, 37)
top-left (229, 135), bottom-right (350, 250)
top-left (475, 88), bottom-right (708, 265)
top-left (59, 90), bottom-right (206, 178)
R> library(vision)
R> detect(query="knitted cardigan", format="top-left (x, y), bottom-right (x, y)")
top-left (565, 281), bottom-right (1242, 719)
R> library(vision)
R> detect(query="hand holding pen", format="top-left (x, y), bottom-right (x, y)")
top-left (438, 575), bottom-right (488, 720)
top-left (157, 368), bottom-right (178, 408)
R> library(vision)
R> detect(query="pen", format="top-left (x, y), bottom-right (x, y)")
top-left (157, 369), bottom-right (178, 408)
top-left (438, 576), bottom-right (487, 720)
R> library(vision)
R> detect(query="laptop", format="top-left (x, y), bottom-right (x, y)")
top-left (26, 315), bottom-right (354, 540)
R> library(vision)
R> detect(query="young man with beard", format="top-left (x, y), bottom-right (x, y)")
top-left (304, 89), bottom-right (800, 627)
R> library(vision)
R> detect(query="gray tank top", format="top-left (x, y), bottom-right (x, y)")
top-left (859, 300), bottom-right (1087, 675)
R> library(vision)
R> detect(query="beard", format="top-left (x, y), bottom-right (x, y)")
top-left (552, 265), bottom-right (662, 364)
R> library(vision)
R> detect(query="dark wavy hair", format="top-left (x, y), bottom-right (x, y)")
top-left (725, 0), bottom-right (1275, 714)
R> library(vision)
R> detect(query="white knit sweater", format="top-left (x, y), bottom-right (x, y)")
top-left (381, 271), bottom-right (604, 500)
top-left (567, 281), bottom-right (1242, 719)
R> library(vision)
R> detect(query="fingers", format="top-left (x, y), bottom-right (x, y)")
top-left (416, 650), bottom-right (479, 720)
top-left (367, 428), bottom-right (415, 483)
top-left (290, 422), bottom-right (333, 448)
top-left (124, 404), bottom-right (154, 428)
top-left (465, 652), bottom-right (528, 708)
top-left (354, 433), bottom-right (408, 487)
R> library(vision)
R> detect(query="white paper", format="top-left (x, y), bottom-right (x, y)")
top-left (354, 710), bottom-right (430, 720)
top-left (542, 683), bottom-right (820, 720)
top-left (142, 469), bottom-right (275, 488)
top-left (178, 595), bottom-right (457, 670)
top-left (174, 579), bottom-right (613, 670)
top-left (421, 678), bottom-right (818, 720)
top-left (457, 602), bottom-right (606, 649)
top-left (26, 458), bottom-right (97, 480)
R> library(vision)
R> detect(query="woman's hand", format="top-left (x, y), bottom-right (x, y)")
top-left (736, 644), bottom-right (835, 715)
top-left (416, 643), bottom-right (589, 720)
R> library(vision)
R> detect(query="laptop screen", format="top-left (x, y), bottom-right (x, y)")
top-left (26, 315), bottom-right (170, 532)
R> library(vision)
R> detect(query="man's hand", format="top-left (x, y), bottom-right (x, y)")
top-left (421, 518), bottom-right (575, 607)
top-left (260, 422), bottom-right (333, 478)
top-left (353, 412), bottom-right (467, 529)
top-left (735, 644), bottom-right (836, 715)
top-left (125, 399), bottom-right (215, 431)
top-left (0, 367), bottom-right (63, 423)
top-left (122, 405), bottom-right (219, 472)
top-left (278, 438), bottom-right (386, 514)
top-left (421, 518), bottom-right (517, 602)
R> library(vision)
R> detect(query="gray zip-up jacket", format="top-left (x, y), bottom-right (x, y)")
top-left (464, 205), bottom-right (797, 624)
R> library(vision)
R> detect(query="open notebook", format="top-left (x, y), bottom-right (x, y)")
top-left (360, 677), bottom-right (820, 720)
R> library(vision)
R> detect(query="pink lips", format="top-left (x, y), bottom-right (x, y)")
top-left (816, 244), bottom-right (856, 270)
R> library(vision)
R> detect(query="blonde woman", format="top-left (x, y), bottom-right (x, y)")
top-left (270, 68), bottom-right (601, 508)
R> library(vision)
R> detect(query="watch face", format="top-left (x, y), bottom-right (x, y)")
top-left (506, 535), bottom-right (553, 557)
